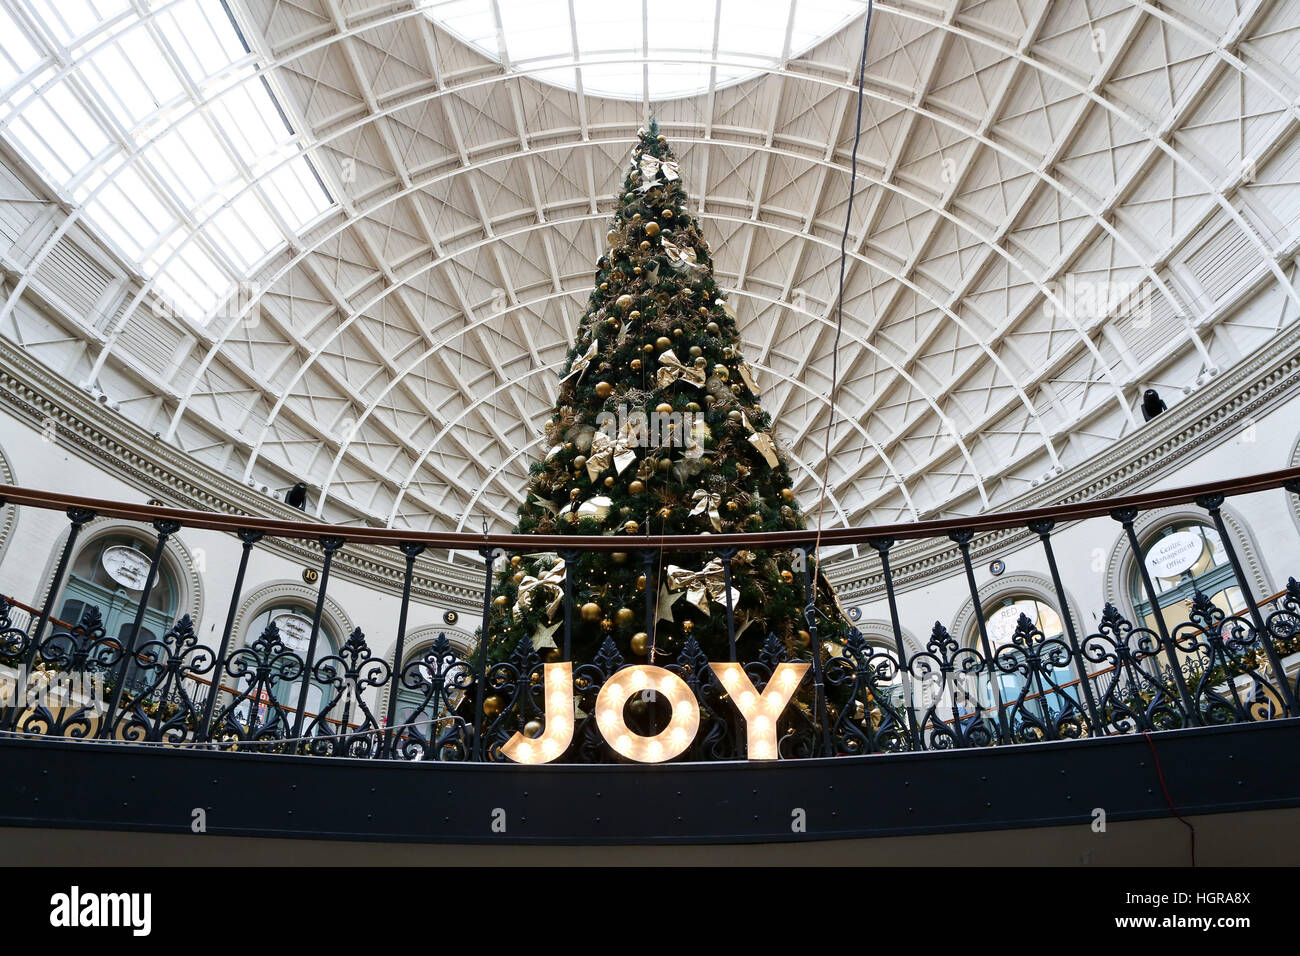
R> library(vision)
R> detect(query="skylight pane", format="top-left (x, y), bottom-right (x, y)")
top-left (0, 7), bottom-right (42, 91)
top-left (428, 0), bottom-right (862, 99)
top-left (0, 0), bottom-right (334, 326)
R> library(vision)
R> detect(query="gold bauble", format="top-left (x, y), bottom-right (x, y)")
top-left (657, 458), bottom-right (672, 471)
top-left (727, 410), bottom-right (743, 423)
top-left (570, 488), bottom-right (582, 500)
top-left (632, 213), bottom-right (642, 222)
top-left (636, 574), bottom-right (647, 591)
top-left (601, 619), bottom-right (614, 633)
top-left (615, 294), bottom-right (633, 311)
top-left (630, 358), bottom-right (642, 371)
top-left (612, 552), bottom-right (627, 564)
top-left (797, 630), bottom-right (811, 647)
top-left (629, 479), bottom-right (645, 495)
top-left (643, 343), bottom-right (655, 353)
top-left (523, 719), bottom-right (543, 738)
top-left (685, 401), bottom-right (700, 412)
top-left (512, 571), bottom-right (525, 584)
top-left (655, 336), bottom-right (672, 350)
top-left (580, 601), bottom-right (603, 623)
top-left (726, 500), bottom-right (740, 512)
top-left (780, 570), bottom-right (795, 584)
top-left (688, 346), bottom-right (703, 358)
top-left (573, 455), bottom-right (588, 470)
top-left (672, 327), bottom-right (683, 337)
top-left (682, 620), bottom-right (694, 634)
top-left (510, 555), bottom-right (522, 567)
top-left (644, 221), bottom-right (660, 237)
top-left (698, 306), bottom-right (708, 316)
top-left (599, 282), bottom-right (608, 291)
top-left (630, 632), bottom-right (649, 656)
top-left (483, 695), bottom-right (504, 717)
top-left (714, 365), bottom-right (729, 381)
top-left (661, 209), bottom-right (674, 220)
top-left (594, 381), bottom-right (613, 399)
top-left (624, 520), bottom-right (640, 534)
top-left (604, 476), bottom-right (615, 487)
top-left (606, 230), bottom-right (618, 245)
top-left (658, 506), bottom-right (673, 518)
top-left (629, 310), bottom-right (641, 321)
top-left (781, 488), bottom-right (795, 502)
top-left (707, 321), bottom-right (720, 334)
top-left (493, 594), bottom-right (508, 607)
top-left (633, 266), bottom-right (642, 275)
top-left (655, 402), bottom-right (673, 414)
top-left (615, 607), bottom-right (637, 627)
top-left (640, 240), bottom-right (651, 250)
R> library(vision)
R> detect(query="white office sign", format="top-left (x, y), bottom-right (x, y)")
top-left (1144, 531), bottom-right (1202, 578)
top-left (272, 613), bottom-right (314, 654)
top-left (100, 545), bottom-right (152, 590)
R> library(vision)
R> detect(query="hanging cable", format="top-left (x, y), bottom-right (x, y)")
top-left (812, 0), bottom-right (874, 566)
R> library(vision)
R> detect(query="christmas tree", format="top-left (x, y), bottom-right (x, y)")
top-left (485, 122), bottom-right (850, 670)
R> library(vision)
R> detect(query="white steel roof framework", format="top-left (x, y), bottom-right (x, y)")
top-left (0, 0), bottom-right (1298, 544)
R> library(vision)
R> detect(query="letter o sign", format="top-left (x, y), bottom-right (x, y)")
top-left (594, 665), bottom-right (699, 763)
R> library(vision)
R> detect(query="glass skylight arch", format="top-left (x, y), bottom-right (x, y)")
top-left (425, 0), bottom-right (865, 100)
top-left (0, 0), bottom-right (333, 324)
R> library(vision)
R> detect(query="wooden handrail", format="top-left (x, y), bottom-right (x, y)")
top-left (2, 466), bottom-right (1297, 552)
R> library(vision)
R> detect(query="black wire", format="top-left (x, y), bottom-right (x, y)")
top-left (813, 0), bottom-right (874, 559)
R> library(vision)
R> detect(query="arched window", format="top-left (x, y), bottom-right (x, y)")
top-left (1131, 521), bottom-right (1246, 632)
top-left (238, 604), bottom-right (339, 729)
top-left (966, 596), bottom-right (1073, 728)
top-left (58, 532), bottom-right (179, 693)
top-left (390, 635), bottom-right (471, 752)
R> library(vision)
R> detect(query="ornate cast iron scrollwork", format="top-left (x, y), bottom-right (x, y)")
top-left (209, 620), bottom-right (304, 749)
top-left (112, 614), bottom-right (215, 744)
top-left (303, 627), bottom-right (391, 758)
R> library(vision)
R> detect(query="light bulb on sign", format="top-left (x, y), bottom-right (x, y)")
top-left (708, 662), bottom-right (809, 760)
top-left (594, 664), bottom-right (701, 763)
top-left (501, 662), bottom-right (575, 765)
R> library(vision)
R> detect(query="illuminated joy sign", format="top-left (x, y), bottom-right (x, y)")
top-left (502, 662), bottom-right (810, 764)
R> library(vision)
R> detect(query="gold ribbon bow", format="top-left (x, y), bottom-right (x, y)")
top-left (656, 349), bottom-right (706, 389)
top-left (742, 412), bottom-right (778, 468)
top-left (689, 489), bottom-right (722, 531)
top-left (662, 238), bottom-right (703, 271)
top-left (665, 558), bottom-right (740, 616)
top-left (561, 340), bottom-right (598, 384)
top-left (586, 430), bottom-right (638, 482)
top-left (638, 153), bottom-right (680, 183)
top-left (513, 558), bottom-right (567, 621)
top-left (737, 360), bottom-right (760, 395)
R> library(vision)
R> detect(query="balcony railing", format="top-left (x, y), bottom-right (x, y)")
top-left (2, 468), bottom-right (1299, 764)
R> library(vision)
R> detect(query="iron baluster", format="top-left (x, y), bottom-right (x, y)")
top-left (99, 518), bottom-right (181, 740)
top-left (867, 537), bottom-right (919, 750)
top-left (199, 529), bottom-right (262, 743)
top-left (1027, 519), bottom-right (1105, 736)
top-left (1196, 493), bottom-right (1296, 715)
top-left (950, 531), bottom-right (1010, 745)
top-left (3, 506), bottom-right (94, 732)
top-left (719, 547), bottom-right (738, 661)
top-left (1111, 508), bottom-right (1200, 725)
top-left (291, 535), bottom-right (344, 748)
top-left (640, 550), bottom-right (656, 655)
top-left (382, 542), bottom-right (426, 759)
top-left (559, 548), bottom-right (578, 661)
top-left (800, 545), bottom-right (833, 756)
top-left (473, 546), bottom-right (496, 761)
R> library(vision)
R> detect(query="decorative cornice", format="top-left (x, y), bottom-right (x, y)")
top-left (0, 338), bottom-right (483, 611)
top-left (832, 317), bottom-right (1300, 603)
